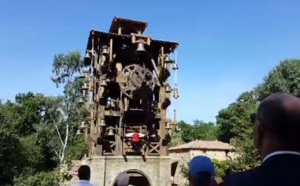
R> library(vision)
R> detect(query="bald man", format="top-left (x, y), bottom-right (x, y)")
top-left (220, 93), bottom-right (300, 186)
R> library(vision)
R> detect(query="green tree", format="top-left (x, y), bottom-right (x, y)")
top-left (179, 120), bottom-right (219, 143)
top-left (50, 50), bottom-right (88, 165)
top-left (256, 59), bottom-right (300, 100)
top-left (216, 91), bottom-right (260, 171)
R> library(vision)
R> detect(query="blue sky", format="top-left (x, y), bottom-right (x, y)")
top-left (1, 0), bottom-right (300, 123)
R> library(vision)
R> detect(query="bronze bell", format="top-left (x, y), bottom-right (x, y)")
top-left (165, 55), bottom-right (171, 63)
top-left (173, 88), bottom-right (179, 99)
top-left (106, 97), bottom-right (112, 108)
top-left (165, 122), bottom-right (171, 130)
top-left (79, 121), bottom-right (85, 129)
top-left (84, 52), bottom-right (91, 65)
top-left (76, 129), bottom-right (81, 135)
top-left (111, 100), bottom-right (115, 108)
top-left (78, 97), bottom-right (84, 104)
top-left (102, 45), bottom-right (109, 55)
top-left (107, 127), bottom-right (115, 136)
top-left (165, 85), bottom-right (172, 93)
top-left (82, 83), bottom-right (89, 90)
top-left (136, 43), bottom-right (145, 53)
top-left (99, 119), bottom-right (106, 127)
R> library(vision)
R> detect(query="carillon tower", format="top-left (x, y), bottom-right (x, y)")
top-left (77, 17), bottom-right (179, 186)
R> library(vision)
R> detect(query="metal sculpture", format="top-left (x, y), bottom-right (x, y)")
top-left (77, 17), bottom-right (179, 157)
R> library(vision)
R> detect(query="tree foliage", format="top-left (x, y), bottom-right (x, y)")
top-left (179, 120), bottom-right (219, 143)
top-left (0, 50), bottom-right (87, 185)
top-left (216, 59), bottom-right (300, 171)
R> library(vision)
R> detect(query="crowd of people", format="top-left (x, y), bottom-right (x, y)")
top-left (72, 93), bottom-right (300, 186)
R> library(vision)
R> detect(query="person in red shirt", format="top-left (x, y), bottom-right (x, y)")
top-left (132, 129), bottom-right (140, 151)
top-left (125, 128), bottom-right (145, 152)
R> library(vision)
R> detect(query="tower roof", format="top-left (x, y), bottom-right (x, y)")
top-left (109, 17), bottom-right (148, 34)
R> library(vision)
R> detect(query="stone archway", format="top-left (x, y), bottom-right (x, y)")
top-left (112, 169), bottom-right (151, 186)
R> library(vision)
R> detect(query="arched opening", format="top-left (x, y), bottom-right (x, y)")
top-left (113, 169), bottom-right (151, 186)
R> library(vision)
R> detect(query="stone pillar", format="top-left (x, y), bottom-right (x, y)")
top-left (89, 156), bottom-right (106, 186)
top-left (159, 156), bottom-right (172, 186)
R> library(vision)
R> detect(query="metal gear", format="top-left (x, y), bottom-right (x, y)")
top-left (119, 64), bottom-right (154, 100)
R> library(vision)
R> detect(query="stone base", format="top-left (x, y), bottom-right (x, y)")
top-left (88, 155), bottom-right (172, 186)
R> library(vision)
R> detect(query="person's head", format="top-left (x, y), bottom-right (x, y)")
top-left (115, 172), bottom-right (130, 186)
top-left (188, 155), bottom-right (214, 186)
top-left (252, 93), bottom-right (300, 158)
top-left (78, 165), bottom-right (91, 181)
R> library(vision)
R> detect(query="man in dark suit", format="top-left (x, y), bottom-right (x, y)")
top-left (219, 93), bottom-right (300, 186)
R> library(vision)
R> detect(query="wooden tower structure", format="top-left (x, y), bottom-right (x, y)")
top-left (77, 17), bottom-right (179, 186)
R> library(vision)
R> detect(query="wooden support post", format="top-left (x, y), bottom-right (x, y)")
top-left (159, 86), bottom-right (167, 156)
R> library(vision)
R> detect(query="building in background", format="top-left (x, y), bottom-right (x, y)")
top-left (168, 140), bottom-right (235, 186)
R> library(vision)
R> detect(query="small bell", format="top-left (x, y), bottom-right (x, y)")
top-left (165, 85), bottom-right (172, 93)
top-left (102, 45), bottom-right (109, 55)
top-left (99, 119), bottom-right (106, 127)
top-left (82, 83), bottom-right (89, 90)
top-left (111, 100), bottom-right (115, 108)
top-left (100, 79), bottom-right (107, 87)
top-left (136, 43), bottom-right (145, 53)
top-left (173, 88), bottom-right (179, 99)
top-left (76, 129), bottom-right (81, 135)
top-left (106, 97), bottom-right (112, 108)
top-left (107, 127), bottom-right (115, 136)
top-left (165, 122), bottom-right (171, 130)
top-left (172, 63), bottom-right (178, 70)
top-left (164, 55), bottom-right (171, 63)
top-left (79, 121), bottom-right (85, 129)
top-left (78, 97), bottom-right (84, 104)
top-left (81, 154), bottom-right (88, 165)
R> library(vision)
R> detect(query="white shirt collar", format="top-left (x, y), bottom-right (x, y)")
top-left (262, 150), bottom-right (300, 163)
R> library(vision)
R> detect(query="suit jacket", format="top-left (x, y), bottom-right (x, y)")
top-left (219, 154), bottom-right (300, 186)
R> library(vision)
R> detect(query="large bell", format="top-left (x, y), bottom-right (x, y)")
top-left (84, 52), bottom-right (91, 64)
top-left (99, 119), bottom-right (106, 127)
top-left (136, 43), bottom-right (145, 53)
top-left (102, 46), bottom-right (109, 55)
top-left (107, 127), bottom-right (115, 136)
